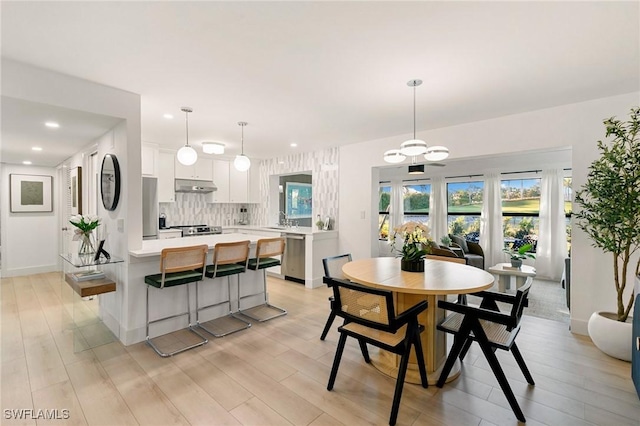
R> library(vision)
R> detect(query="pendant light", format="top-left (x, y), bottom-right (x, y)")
top-left (176, 107), bottom-right (197, 166)
top-left (400, 79), bottom-right (428, 157)
top-left (425, 145), bottom-right (449, 162)
top-left (234, 121), bottom-right (251, 172)
top-left (383, 79), bottom-right (449, 164)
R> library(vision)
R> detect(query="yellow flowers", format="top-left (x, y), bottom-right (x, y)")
top-left (390, 221), bottom-right (433, 261)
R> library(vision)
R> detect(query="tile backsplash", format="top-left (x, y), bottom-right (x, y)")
top-left (160, 193), bottom-right (258, 226)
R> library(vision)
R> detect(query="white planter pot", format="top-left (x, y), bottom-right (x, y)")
top-left (587, 311), bottom-right (633, 361)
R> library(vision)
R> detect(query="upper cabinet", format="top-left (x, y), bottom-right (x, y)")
top-left (175, 157), bottom-right (213, 181)
top-left (158, 150), bottom-right (176, 202)
top-left (142, 143), bottom-right (158, 176)
top-left (211, 159), bottom-right (230, 203)
top-left (229, 166), bottom-right (248, 203)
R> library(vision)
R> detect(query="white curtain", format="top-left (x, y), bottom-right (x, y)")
top-left (480, 172), bottom-right (503, 269)
top-left (536, 169), bottom-right (567, 280)
top-left (382, 179), bottom-right (405, 256)
top-left (429, 176), bottom-right (448, 243)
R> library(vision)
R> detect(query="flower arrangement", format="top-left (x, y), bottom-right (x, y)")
top-left (390, 221), bottom-right (433, 262)
top-left (69, 215), bottom-right (100, 255)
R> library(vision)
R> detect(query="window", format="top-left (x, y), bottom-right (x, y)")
top-left (501, 178), bottom-right (541, 251)
top-left (564, 177), bottom-right (572, 251)
top-left (403, 183), bottom-right (430, 225)
top-left (378, 185), bottom-right (391, 239)
top-left (447, 181), bottom-right (483, 241)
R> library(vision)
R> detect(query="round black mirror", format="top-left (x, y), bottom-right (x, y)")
top-left (100, 154), bottom-right (121, 211)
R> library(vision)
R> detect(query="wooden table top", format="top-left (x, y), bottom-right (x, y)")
top-left (342, 257), bottom-right (495, 295)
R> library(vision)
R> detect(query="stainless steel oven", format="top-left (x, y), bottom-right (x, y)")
top-left (169, 225), bottom-right (222, 237)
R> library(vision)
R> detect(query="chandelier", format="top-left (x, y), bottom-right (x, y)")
top-left (383, 79), bottom-right (449, 164)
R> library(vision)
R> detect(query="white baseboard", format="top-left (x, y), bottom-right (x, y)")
top-left (570, 318), bottom-right (589, 336)
top-left (2, 264), bottom-right (59, 277)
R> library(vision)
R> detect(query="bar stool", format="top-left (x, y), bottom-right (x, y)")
top-left (144, 244), bottom-right (209, 357)
top-left (196, 240), bottom-right (252, 337)
top-left (239, 237), bottom-right (287, 322)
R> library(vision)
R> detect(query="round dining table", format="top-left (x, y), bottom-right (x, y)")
top-left (342, 256), bottom-right (494, 384)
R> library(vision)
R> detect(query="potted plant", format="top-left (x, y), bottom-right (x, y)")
top-left (575, 107), bottom-right (640, 361)
top-left (440, 235), bottom-right (452, 247)
top-left (390, 222), bottom-right (433, 272)
top-left (503, 243), bottom-right (536, 268)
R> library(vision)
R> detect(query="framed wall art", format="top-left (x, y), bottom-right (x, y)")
top-left (10, 174), bottom-right (53, 213)
top-left (70, 166), bottom-right (82, 215)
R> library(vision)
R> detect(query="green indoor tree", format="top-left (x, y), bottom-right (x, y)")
top-left (574, 107), bottom-right (640, 322)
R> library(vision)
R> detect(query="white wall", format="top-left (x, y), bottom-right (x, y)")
top-left (0, 164), bottom-right (59, 276)
top-left (339, 92), bottom-right (640, 335)
top-left (1, 60), bottom-right (141, 339)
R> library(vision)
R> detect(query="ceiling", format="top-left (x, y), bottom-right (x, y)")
top-left (1, 2), bottom-right (638, 167)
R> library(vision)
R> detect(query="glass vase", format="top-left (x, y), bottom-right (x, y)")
top-left (78, 232), bottom-right (95, 256)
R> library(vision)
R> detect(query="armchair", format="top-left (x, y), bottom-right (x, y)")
top-left (449, 234), bottom-right (485, 269)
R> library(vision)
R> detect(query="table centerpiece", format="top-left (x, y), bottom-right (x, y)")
top-left (390, 221), bottom-right (433, 272)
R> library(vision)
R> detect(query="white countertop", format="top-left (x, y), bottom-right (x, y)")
top-left (130, 232), bottom-right (267, 257)
top-left (224, 225), bottom-right (337, 236)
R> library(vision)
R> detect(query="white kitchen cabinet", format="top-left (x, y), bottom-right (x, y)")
top-left (229, 167), bottom-right (248, 203)
top-left (248, 167), bottom-right (261, 203)
top-left (174, 157), bottom-right (213, 181)
top-left (211, 159), bottom-right (230, 203)
top-left (142, 144), bottom-right (158, 176)
top-left (158, 150), bottom-right (176, 202)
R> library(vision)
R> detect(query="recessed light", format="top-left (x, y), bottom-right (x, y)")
top-left (290, 143), bottom-right (297, 147)
top-left (23, 161), bottom-right (32, 165)
top-left (278, 161), bottom-right (285, 164)
top-left (45, 122), bottom-right (59, 128)
top-left (32, 147), bottom-right (43, 151)
top-left (163, 113), bottom-right (174, 119)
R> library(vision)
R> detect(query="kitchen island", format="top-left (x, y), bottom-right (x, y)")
top-left (221, 226), bottom-right (339, 289)
top-left (125, 232), bottom-right (276, 345)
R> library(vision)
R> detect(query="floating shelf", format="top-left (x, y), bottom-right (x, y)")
top-left (64, 273), bottom-right (116, 298)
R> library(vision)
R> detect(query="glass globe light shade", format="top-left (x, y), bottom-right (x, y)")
top-left (424, 146), bottom-right (450, 162)
top-left (177, 145), bottom-right (197, 165)
top-left (383, 149), bottom-right (407, 164)
top-left (400, 139), bottom-right (428, 156)
top-left (234, 154), bottom-right (251, 171)
top-left (202, 142), bottom-right (225, 155)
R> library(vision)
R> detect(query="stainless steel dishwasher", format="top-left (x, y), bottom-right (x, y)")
top-left (281, 233), bottom-right (305, 284)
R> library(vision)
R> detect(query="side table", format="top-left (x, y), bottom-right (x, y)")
top-left (60, 251), bottom-right (123, 351)
top-left (488, 263), bottom-right (536, 292)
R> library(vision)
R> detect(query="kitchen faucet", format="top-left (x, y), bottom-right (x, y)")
top-left (279, 211), bottom-right (290, 227)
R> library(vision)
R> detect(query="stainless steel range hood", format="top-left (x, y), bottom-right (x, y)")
top-left (174, 179), bottom-right (217, 193)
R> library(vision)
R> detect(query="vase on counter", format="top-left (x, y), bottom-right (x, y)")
top-left (78, 231), bottom-right (95, 256)
top-left (401, 259), bottom-right (424, 272)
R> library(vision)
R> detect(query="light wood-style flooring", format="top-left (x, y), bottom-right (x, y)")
top-left (2, 272), bottom-right (639, 425)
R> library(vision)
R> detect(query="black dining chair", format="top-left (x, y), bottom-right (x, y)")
top-left (320, 253), bottom-right (352, 340)
top-left (436, 276), bottom-right (535, 422)
top-left (325, 277), bottom-right (428, 426)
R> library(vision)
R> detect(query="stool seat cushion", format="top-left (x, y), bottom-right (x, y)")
top-left (145, 271), bottom-right (203, 288)
top-left (245, 257), bottom-right (281, 270)
top-left (205, 263), bottom-right (246, 278)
